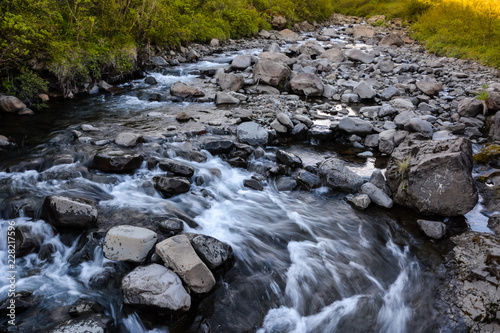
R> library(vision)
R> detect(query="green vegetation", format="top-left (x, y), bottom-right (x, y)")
top-left (397, 156), bottom-right (412, 177)
top-left (473, 144), bottom-right (500, 164)
top-left (1, 0), bottom-right (500, 107)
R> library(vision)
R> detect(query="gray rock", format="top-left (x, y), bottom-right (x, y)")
top-left (277, 113), bottom-right (294, 128)
top-left (263, 43), bottom-right (281, 53)
top-left (276, 150), bottom-right (303, 168)
top-left (394, 111), bottom-right (418, 129)
top-left (345, 49), bottom-right (374, 64)
top-left (299, 41), bottom-right (325, 56)
top-left (42, 196), bottom-right (97, 229)
top-left (155, 235), bottom-right (216, 293)
top-left (215, 92), bottom-right (240, 105)
top-left (338, 117), bottom-right (373, 135)
top-left (150, 56), bottom-right (168, 66)
top-left (365, 134), bottom-right (379, 147)
top-left (416, 78), bottom-right (442, 96)
top-left (416, 220), bottom-right (446, 239)
top-left (353, 81), bottom-right (376, 99)
top-left (487, 212), bottom-right (500, 235)
top-left (122, 264), bottom-right (190, 311)
top-left (276, 29), bottom-right (301, 42)
top-left (153, 176), bottom-right (191, 197)
top-left (170, 82), bottom-right (205, 98)
top-left (159, 218), bottom-right (184, 236)
top-left (159, 159), bottom-right (195, 177)
top-left (348, 194), bottom-right (371, 210)
top-left (341, 93), bottom-right (360, 103)
top-left (0, 95), bottom-right (26, 112)
top-left (370, 169), bottom-right (391, 196)
top-left (232, 108), bottom-right (253, 121)
top-left (458, 98), bottom-right (484, 118)
top-left (404, 118), bottom-right (433, 138)
top-left (244, 179), bottom-right (264, 191)
top-left (360, 182), bottom-right (393, 208)
top-left (379, 33), bottom-right (404, 46)
top-left (321, 28), bottom-right (338, 37)
top-left (353, 25), bottom-right (374, 39)
top-left (246, 84), bottom-right (280, 95)
top-left (271, 119), bottom-right (288, 133)
top-left (378, 129), bottom-right (396, 155)
top-left (319, 48), bottom-right (344, 63)
top-left (378, 60), bottom-right (394, 73)
top-left (203, 138), bottom-right (234, 154)
top-left (217, 73), bottom-right (244, 92)
top-left (190, 235), bottom-right (233, 269)
top-left (381, 86), bottom-right (400, 100)
top-left (319, 158), bottom-right (364, 193)
top-left (92, 150), bottom-right (144, 173)
top-left (386, 138), bottom-right (478, 216)
top-left (390, 98), bottom-right (415, 111)
top-left (276, 176), bottom-right (297, 191)
top-left (49, 314), bottom-right (112, 333)
top-left (258, 52), bottom-right (290, 64)
top-left (290, 73), bottom-right (324, 96)
top-left (144, 76), bottom-right (158, 85)
top-left (291, 123), bottom-right (308, 140)
top-left (103, 226), bottom-right (157, 263)
top-left (231, 55), bottom-right (252, 70)
top-left (253, 60), bottom-right (291, 87)
top-left (296, 170), bottom-right (321, 190)
top-left (115, 132), bottom-right (143, 147)
top-left (237, 122), bottom-right (269, 146)
top-left (486, 91), bottom-right (500, 111)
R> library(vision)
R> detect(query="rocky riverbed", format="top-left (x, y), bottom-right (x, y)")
top-left (1, 13), bottom-right (500, 333)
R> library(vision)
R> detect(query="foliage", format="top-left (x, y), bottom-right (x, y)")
top-left (1, 68), bottom-right (48, 109)
top-left (476, 85), bottom-right (490, 101)
top-left (397, 156), bottom-right (412, 177)
top-left (473, 144), bottom-right (500, 164)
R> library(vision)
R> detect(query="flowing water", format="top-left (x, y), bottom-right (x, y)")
top-left (0, 27), bottom-right (470, 332)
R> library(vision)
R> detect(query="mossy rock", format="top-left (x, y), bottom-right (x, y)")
top-left (473, 144), bottom-right (500, 164)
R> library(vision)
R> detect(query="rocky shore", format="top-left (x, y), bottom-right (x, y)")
top-left (1, 13), bottom-right (500, 332)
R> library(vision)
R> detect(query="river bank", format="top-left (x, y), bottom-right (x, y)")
top-left (1, 14), bottom-right (500, 332)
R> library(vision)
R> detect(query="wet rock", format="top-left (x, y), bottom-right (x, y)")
top-left (416, 78), bottom-right (443, 96)
top-left (155, 235), bottom-right (216, 293)
top-left (231, 55), bottom-right (252, 71)
top-left (122, 264), bottom-right (191, 312)
top-left (0, 95), bottom-right (26, 112)
top-left (321, 28), bottom-right (338, 38)
top-left (276, 29), bottom-right (301, 42)
top-left (488, 111), bottom-right (500, 142)
top-left (158, 218), bottom-right (184, 236)
top-left (150, 56), bottom-right (168, 66)
top-left (277, 113), bottom-right (294, 129)
top-left (370, 169), bottom-right (391, 196)
top-left (18, 107), bottom-right (34, 115)
top-left (103, 225), bottom-right (157, 263)
top-left (49, 314), bottom-right (112, 333)
top-left (276, 150), bottom-right (303, 168)
top-left (253, 60), bottom-right (291, 87)
top-left (379, 33), bottom-right (404, 46)
top-left (144, 76), bottom-right (158, 85)
top-left (319, 158), bottom-right (364, 193)
top-left (275, 176), bottom-right (297, 191)
top-left (153, 176), bottom-right (191, 197)
top-left (176, 112), bottom-right (191, 122)
top-left (0, 134), bottom-right (11, 148)
top-left (42, 196), bottom-right (97, 229)
top-left (345, 49), bottom-right (374, 64)
top-left (244, 179), bottom-right (264, 191)
top-left (291, 123), bottom-right (308, 140)
top-left (15, 226), bottom-right (40, 257)
top-left (218, 73), bottom-right (244, 92)
top-left (215, 92), bottom-right (240, 105)
top-left (416, 219), bottom-right (446, 239)
top-left (296, 170), bottom-right (321, 190)
top-left (404, 118), bottom-right (434, 138)
top-left (338, 117), bottom-right (373, 135)
top-left (458, 98), bottom-right (484, 118)
top-left (69, 299), bottom-right (104, 318)
top-left (92, 150), bottom-right (144, 173)
top-left (190, 234), bottom-right (233, 269)
top-left (359, 182), bottom-right (393, 208)
top-left (353, 81), bottom-right (376, 100)
top-left (386, 138), bottom-right (478, 216)
top-left (54, 155), bottom-right (75, 165)
top-left (319, 48), bottom-right (344, 63)
top-left (348, 194), bottom-right (371, 210)
top-left (290, 73), bottom-right (324, 96)
top-left (38, 243), bottom-right (56, 261)
top-left (202, 138), bottom-right (234, 154)
top-left (115, 132), bottom-right (143, 147)
top-left (158, 159), bottom-right (195, 177)
top-left (237, 122), bottom-right (269, 146)
top-left (271, 119), bottom-right (288, 133)
top-left (170, 82), bottom-right (205, 98)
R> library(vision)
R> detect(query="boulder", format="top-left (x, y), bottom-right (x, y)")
top-left (379, 33), bottom-right (404, 46)
top-left (295, 21), bottom-right (315, 32)
top-left (150, 56), bottom-right (168, 66)
top-left (158, 159), bottom-right (195, 177)
top-left (296, 171), bottom-right (321, 190)
top-left (348, 194), bottom-right (371, 210)
top-left (416, 220), bottom-right (446, 239)
top-left (217, 73), bottom-right (244, 92)
top-left (153, 176), bottom-right (191, 197)
top-left (458, 98), bottom-right (484, 118)
top-left (170, 82), bottom-right (205, 98)
top-left (202, 138), bottom-right (234, 154)
top-left (394, 111), bottom-right (418, 128)
top-left (49, 314), bottom-right (112, 333)
top-left (488, 212), bottom-right (500, 235)
top-left (215, 92), bottom-right (240, 105)
top-left (231, 55), bottom-right (252, 70)
top-left (416, 78), bottom-right (442, 96)
top-left (0, 95), bottom-right (26, 113)
top-left (263, 43), bottom-right (281, 53)
top-left (159, 218), bottom-right (184, 237)
top-left (378, 130), bottom-right (396, 154)
top-left (298, 41), bottom-right (325, 57)
top-left (176, 112), bottom-right (191, 122)
top-left (359, 183), bottom-right (393, 208)
top-left (237, 122), bottom-right (268, 146)
top-left (353, 26), bottom-right (375, 39)
top-left (338, 117), bottom-right (373, 135)
top-left (370, 169), bottom-right (391, 196)
top-left (42, 196), bottom-right (97, 229)
top-left (390, 98), bottom-right (415, 111)
top-left (114, 132), bottom-right (143, 147)
top-left (190, 235), bottom-right (233, 269)
top-left (253, 60), bottom-right (291, 87)
top-left (319, 48), bottom-right (344, 63)
top-left (155, 235), bottom-right (216, 293)
top-left (244, 179), bottom-right (264, 191)
top-left (319, 158), bottom-right (364, 193)
top-left (353, 81), bottom-right (376, 99)
top-left (290, 73), bottom-right (324, 96)
top-left (258, 52), bottom-right (290, 64)
top-left (321, 28), bottom-right (338, 37)
top-left (103, 226), bottom-right (157, 263)
top-left (271, 15), bottom-right (287, 30)
top-left (386, 138), bottom-right (478, 216)
top-left (144, 76), bottom-right (158, 85)
top-left (277, 113), bottom-right (294, 129)
top-left (404, 118), bottom-right (434, 138)
top-left (92, 150), bottom-right (144, 173)
top-left (122, 264), bottom-right (190, 312)
top-left (276, 29), bottom-right (301, 42)
top-left (276, 176), bottom-right (297, 191)
top-left (271, 119), bottom-right (288, 133)
top-left (276, 150), bottom-right (302, 168)
top-left (486, 91), bottom-right (500, 111)
top-left (345, 49), bottom-right (374, 64)
top-left (378, 60), bottom-right (394, 73)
